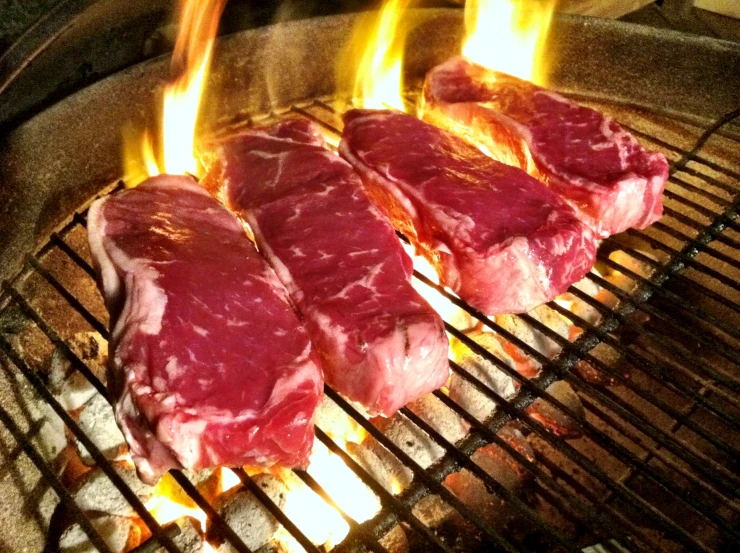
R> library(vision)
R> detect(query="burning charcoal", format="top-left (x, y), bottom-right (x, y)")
top-left (59, 515), bottom-right (141, 553)
top-left (346, 441), bottom-right (401, 495)
top-left (575, 342), bottom-right (627, 386)
top-left (314, 395), bottom-right (367, 444)
top-left (159, 516), bottom-right (203, 553)
top-left (411, 494), bottom-right (456, 528)
top-left (360, 437), bottom-right (414, 492)
top-left (408, 394), bottom-right (468, 447)
top-left (210, 473), bottom-right (286, 553)
top-left (74, 463), bottom-right (155, 517)
top-left (449, 330), bottom-right (516, 422)
top-left (493, 315), bottom-right (542, 377)
top-left (443, 427), bottom-right (533, 528)
top-left (609, 250), bottom-right (656, 284)
top-left (379, 524), bottom-right (409, 553)
top-left (48, 331), bottom-right (108, 411)
top-left (525, 381), bottom-right (585, 439)
top-left (373, 412), bottom-right (444, 471)
top-left (528, 304), bottom-right (570, 357)
top-left (76, 393), bottom-right (128, 465)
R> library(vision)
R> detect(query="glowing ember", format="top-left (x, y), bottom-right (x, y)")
top-left (123, 0), bottom-right (225, 186)
top-left (340, 0), bottom-right (411, 111)
top-left (462, 0), bottom-right (556, 85)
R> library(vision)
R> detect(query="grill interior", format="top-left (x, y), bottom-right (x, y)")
top-left (0, 87), bottom-right (738, 553)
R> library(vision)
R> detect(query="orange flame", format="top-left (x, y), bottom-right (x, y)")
top-left (123, 0), bottom-right (225, 186)
top-left (463, 0), bottom-right (555, 85)
top-left (339, 0), bottom-right (411, 111)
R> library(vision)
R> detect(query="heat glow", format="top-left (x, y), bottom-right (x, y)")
top-left (342, 0), bottom-right (411, 111)
top-left (123, 0), bottom-right (225, 186)
top-left (462, 0), bottom-right (555, 85)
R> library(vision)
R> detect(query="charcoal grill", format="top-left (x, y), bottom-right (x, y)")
top-left (0, 7), bottom-right (739, 553)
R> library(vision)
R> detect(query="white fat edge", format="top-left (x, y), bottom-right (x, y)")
top-left (310, 309), bottom-right (349, 360)
top-left (87, 198), bottom-right (120, 309)
top-left (495, 236), bottom-right (549, 312)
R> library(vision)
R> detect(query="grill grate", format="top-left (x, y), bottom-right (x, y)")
top-left (0, 93), bottom-right (738, 553)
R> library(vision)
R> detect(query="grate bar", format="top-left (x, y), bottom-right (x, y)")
top-left (314, 426), bottom-right (453, 553)
top-left (650, 219), bottom-right (740, 268)
top-left (291, 469), bottom-right (388, 553)
top-left (667, 176), bottom-right (734, 208)
top-left (595, 251), bottom-right (740, 340)
top-left (411, 269), bottom-right (740, 462)
top-left (323, 387), bottom-right (526, 553)
top-left (0, 334), bottom-right (184, 553)
top-left (0, 397), bottom-right (115, 553)
top-left (609, 244), bottom-right (740, 314)
top-left (551, 294), bottom-right (740, 433)
top-left (397, 406), bottom-right (582, 553)
top-left (447, 324), bottom-right (740, 537)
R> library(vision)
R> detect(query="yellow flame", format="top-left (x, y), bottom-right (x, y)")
top-left (122, 0), bottom-right (225, 186)
top-left (340, 0), bottom-right (411, 111)
top-left (462, 0), bottom-right (555, 85)
top-left (145, 473), bottom-right (208, 532)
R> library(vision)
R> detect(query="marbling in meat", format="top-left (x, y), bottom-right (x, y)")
top-left (201, 119), bottom-right (449, 417)
top-left (87, 175), bottom-right (323, 483)
top-left (422, 56), bottom-right (668, 237)
top-left (339, 109), bottom-right (597, 316)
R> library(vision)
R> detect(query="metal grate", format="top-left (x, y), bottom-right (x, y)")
top-left (0, 93), bottom-right (738, 553)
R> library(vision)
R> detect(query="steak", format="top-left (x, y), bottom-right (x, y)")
top-left (87, 175), bottom-right (323, 483)
top-left (422, 56), bottom-right (668, 237)
top-left (201, 119), bottom-right (449, 417)
top-left (339, 109), bottom-right (597, 315)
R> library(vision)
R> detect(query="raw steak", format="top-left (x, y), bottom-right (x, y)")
top-left (339, 109), bottom-right (597, 315)
top-left (423, 56), bottom-right (668, 237)
top-left (87, 175), bottom-right (323, 483)
top-left (200, 119), bottom-right (449, 417)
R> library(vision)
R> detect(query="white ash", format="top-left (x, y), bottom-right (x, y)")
top-left (372, 393), bottom-right (468, 473)
top-left (48, 331), bottom-right (108, 411)
top-left (528, 305), bottom-right (570, 358)
top-left (74, 463), bottom-right (155, 517)
top-left (345, 441), bottom-right (400, 495)
top-left (379, 524), bottom-right (409, 553)
top-left (76, 393), bottom-right (128, 465)
top-left (155, 516), bottom-right (204, 553)
top-left (449, 330), bottom-right (517, 422)
top-left (359, 436), bottom-right (414, 492)
top-left (314, 394), bottom-right (367, 441)
top-left (211, 473), bottom-right (286, 553)
top-left (526, 381), bottom-right (585, 439)
top-left (411, 494), bottom-right (455, 528)
top-left (59, 515), bottom-right (140, 553)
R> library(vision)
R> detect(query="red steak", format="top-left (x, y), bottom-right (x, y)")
top-left (88, 175), bottom-right (323, 483)
top-left (423, 56), bottom-right (668, 237)
top-left (339, 109), bottom-right (597, 316)
top-left (201, 119), bottom-right (449, 417)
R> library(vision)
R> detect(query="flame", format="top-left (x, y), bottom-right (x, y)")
top-left (123, 0), bottom-right (225, 186)
top-left (340, 0), bottom-right (411, 111)
top-left (145, 473), bottom-right (208, 532)
top-left (462, 0), bottom-right (555, 85)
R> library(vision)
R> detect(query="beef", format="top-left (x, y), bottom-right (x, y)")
top-left (422, 56), bottom-right (668, 237)
top-left (339, 109), bottom-right (597, 316)
top-left (87, 175), bottom-right (323, 483)
top-left (200, 119), bottom-right (449, 417)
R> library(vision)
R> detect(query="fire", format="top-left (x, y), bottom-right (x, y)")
top-left (145, 473), bottom-right (208, 532)
top-left (462, 0), bottom-right (555, 85)
top-left (123, 0), bottom-right (225, 186)
top-left (340, 0), bottom-right (411, 111)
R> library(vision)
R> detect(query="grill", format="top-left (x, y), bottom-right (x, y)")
top-left (1, 8), bottom-right (739, 553)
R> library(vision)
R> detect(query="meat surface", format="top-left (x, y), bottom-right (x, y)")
top-left (87, 175), bottom-right (323, 483)
top-left (423, 56), bottom-right (668, 237)
top-left (200, 119), bottom-right (449, 417)
top-left (339, 109), bottom-right (597, 315)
